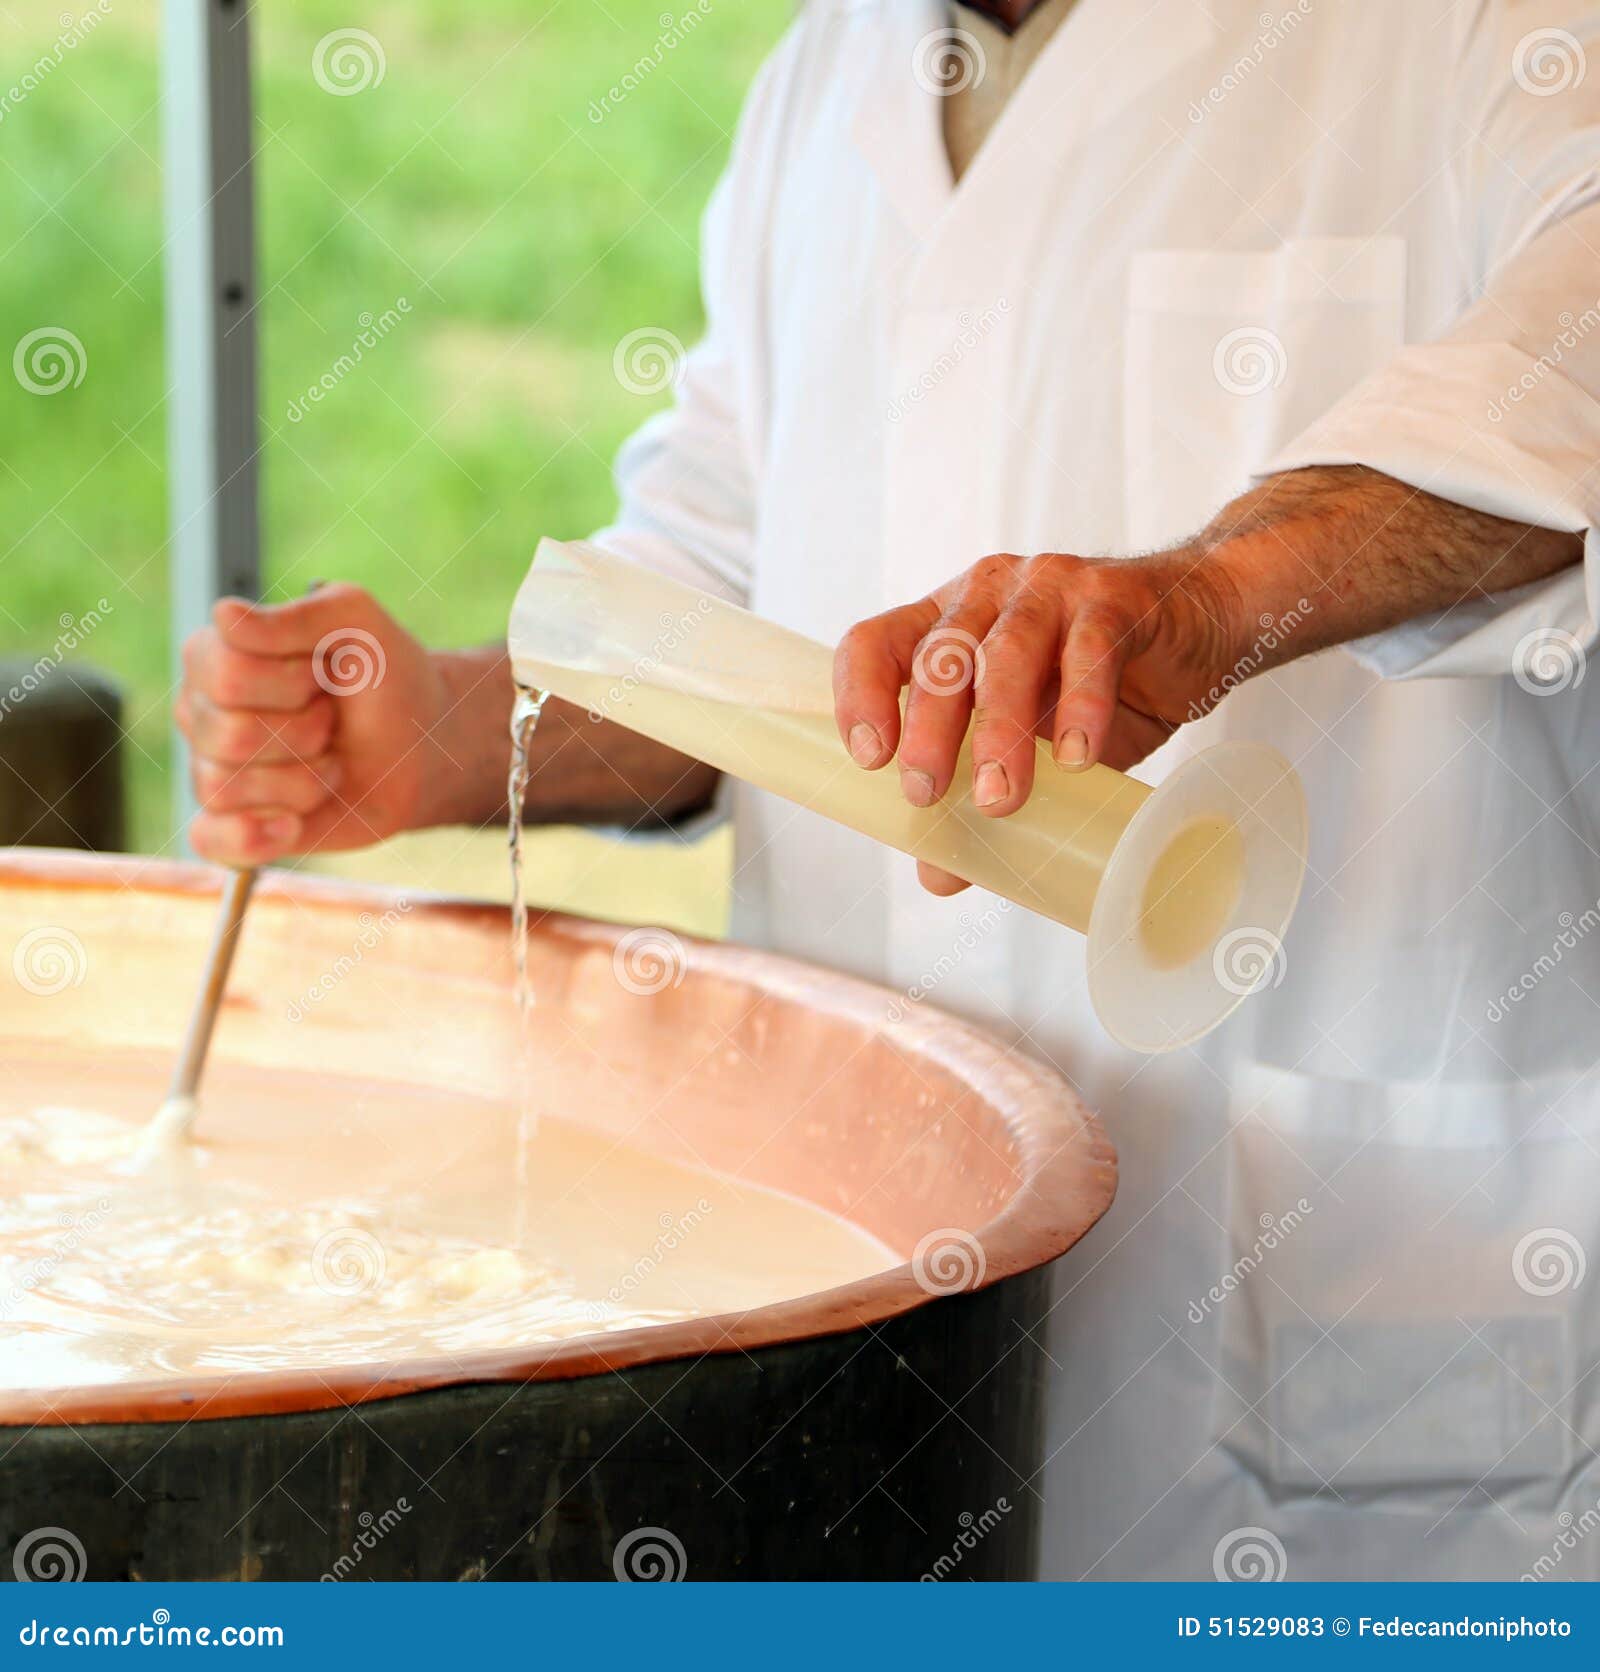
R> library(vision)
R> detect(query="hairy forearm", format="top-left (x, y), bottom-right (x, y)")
top-left (1200, 465), bottom-right (1584, 668)
top-left (416, 645), bottom-right (719, 831)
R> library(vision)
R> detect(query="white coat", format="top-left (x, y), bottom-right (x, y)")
top-left (588, 0), bottom-right (1600, 1580)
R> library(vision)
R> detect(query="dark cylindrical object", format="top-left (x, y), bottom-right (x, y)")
top-left (0, 659), bottom-right (124, 850)
top-left (0, 1275), bottom-right (1046, 1582)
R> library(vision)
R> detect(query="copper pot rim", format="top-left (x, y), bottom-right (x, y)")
top-left (0, 849), bottom-right (1117, 1428)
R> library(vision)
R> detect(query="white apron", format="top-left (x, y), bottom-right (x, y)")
top-left (591, 0), bottom-right (1600, 1579)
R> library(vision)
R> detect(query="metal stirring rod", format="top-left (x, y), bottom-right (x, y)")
top-left (144, 866), bottom-right (259, 1146)
top-left (143, 580), bottom-right (326, 1149)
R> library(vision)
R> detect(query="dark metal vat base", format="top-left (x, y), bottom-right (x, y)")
top-left (3, 1276), bottom-right (1047, 1582)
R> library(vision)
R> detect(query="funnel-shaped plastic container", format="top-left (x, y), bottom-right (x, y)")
top-left (509, 539), bottom-right (1307, 1052)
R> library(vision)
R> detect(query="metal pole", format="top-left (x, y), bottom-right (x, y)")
top-left (161, 0), bottom-right (259, 842)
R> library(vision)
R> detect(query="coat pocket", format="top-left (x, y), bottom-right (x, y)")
top-left (1208, 1060), bottom-right (1599, 1525)
top-left (1123, 238), bottom-right (1406, 551)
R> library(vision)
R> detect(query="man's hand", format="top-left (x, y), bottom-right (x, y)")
top-left (834, 548), bottom-right (1244, 806)
top-left (176, 585), bottom-right (456, 866)
top-left (177, 582), bottom-right (723, 868)
top-left (833, 466), bottom-right (1584, 896)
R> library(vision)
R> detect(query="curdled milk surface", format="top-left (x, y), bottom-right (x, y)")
top-left (0, 1044), bottom-right (895, 1407)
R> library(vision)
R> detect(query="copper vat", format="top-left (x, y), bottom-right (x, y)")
top-left (0, 851), bottom-right (1115, 1581)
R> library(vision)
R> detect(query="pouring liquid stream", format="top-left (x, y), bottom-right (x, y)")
top-left (507, 684), bottom-right (551, 1239)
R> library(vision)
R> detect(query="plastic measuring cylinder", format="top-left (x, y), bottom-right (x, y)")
top-left (509, 538), bottom-right (1308, 1053)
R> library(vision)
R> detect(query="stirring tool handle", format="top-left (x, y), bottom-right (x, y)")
top-left (165, 865), bottom-right (258, 1103)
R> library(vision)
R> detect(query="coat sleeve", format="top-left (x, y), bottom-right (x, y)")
top-left (586, 34), bottom-right (798, 609)
top-left (1257, 8), bottom-right (1600, 680)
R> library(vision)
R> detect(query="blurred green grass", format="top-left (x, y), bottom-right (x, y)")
top-left (0, 0), bottom-right (782, 920)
